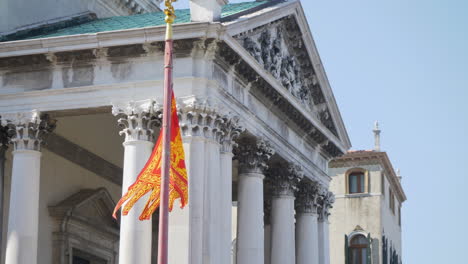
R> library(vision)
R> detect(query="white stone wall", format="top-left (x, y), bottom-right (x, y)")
top-left (329, 165), bottom-right (384, 264)
top-left (380, 173), bottom-right (403, 263)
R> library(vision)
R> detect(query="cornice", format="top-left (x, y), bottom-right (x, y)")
top-left (0, 23), bottom-right (224, 58)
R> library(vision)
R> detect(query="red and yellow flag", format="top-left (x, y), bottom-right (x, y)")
top-left (113, 92), bottom-right (188, 220)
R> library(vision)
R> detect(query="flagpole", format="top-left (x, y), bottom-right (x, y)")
top-left (158, 1), bottom-right (175, 264)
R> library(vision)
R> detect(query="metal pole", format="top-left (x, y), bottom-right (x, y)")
top-left (157, 4), bottom-right (175, 263)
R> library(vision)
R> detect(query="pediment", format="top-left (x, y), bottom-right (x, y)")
top-left (49, 188), bottom-right (119, 231)
top-left (233, 16), bottom-right (338, 137)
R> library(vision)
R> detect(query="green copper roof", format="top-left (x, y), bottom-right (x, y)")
top-left (2, 1), bottom-right (271, 42)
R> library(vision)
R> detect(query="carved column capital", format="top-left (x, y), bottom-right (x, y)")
top-left (178, 100), bottom-right (224, 142)
top-left (1, 111), bottom-right (56, 151)
top-left (266, 161), bottom-right (303, 197)
top-left (234, 137), bottom-right (275, 174)
top-left (220, 115), bottom-right (244, 153)
top-left (112, 99), bottom-right (160, 142)
top-left (317, 188), bottom-right (335, 221)
top-left (295, 181), bottom-right (320, 214)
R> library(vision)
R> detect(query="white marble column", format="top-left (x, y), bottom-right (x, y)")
top-left (170, 104), bottom-right (236, 264)
top-left (317, 190), bottom-right (335, 264)
top-left (113, 100), bottom-right (157, 264)
top-left (2, 111), bottom-right (54, 264)
top-left (234, 137), bottom-right (274, 264)
top-left (204, 125), bottom-right (222, 264)
top-left (219, 116), bottom-right (242, 264)
top-left (0, 126), bottom-right (8, 261)
top-left (267, 162), bottom-right (303, 264)
top-left (295, 182), bottom-right (320, 264)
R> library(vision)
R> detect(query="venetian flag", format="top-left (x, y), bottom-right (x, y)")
top-left (113, 92), bottom-right (188, 220)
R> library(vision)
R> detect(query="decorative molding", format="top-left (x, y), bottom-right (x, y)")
top-left (217, 41), bottom-right (344, 158)
top-left (295, 180), bottom-right (320, 214)
top-left (234, 16), bottom-right (338, 137)
top-left (49, 188), bottom-right (119, 264)
top-left (317, 188), bottom-right (335, 221)
top-left (233, 136), bottom-right (275, 174)
top-left (1, 110), bottom-right (56, 151)
top-left (178, 99), bottom-right (224, 142)
top-left (219, 115), bottom-right (244, 153)
top-left (112, 99), bottom-right (160, 142)
top-left (266, 161), bottom-right (303, 196)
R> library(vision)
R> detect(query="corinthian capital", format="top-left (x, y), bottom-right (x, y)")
top-left (266, 161), bottom-right (303, 196)
top-left (220, 115), bottom-right (244, 153)
top-left (1, 111), bottom-right (56, 151)
top-left (317, 188), bottom-right (335, 221)
top-left (234, 137), bottom-right (275, 174)
top-left (112, 99), bottom-right (160, 142)
top-left (178, 99), bottom-right (224, 142)
top-left (295, 181), bottom-right (320, 214)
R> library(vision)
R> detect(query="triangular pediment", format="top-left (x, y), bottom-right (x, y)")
top-left (234, 16), bottom-right (337, 135)
top-left (49, 188), bottom-right (119, 231)
top-left (225, 2), bottom-right (351, 150)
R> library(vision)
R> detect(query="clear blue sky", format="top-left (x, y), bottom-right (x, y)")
top-left (175, 1), bottom-right (468, 263)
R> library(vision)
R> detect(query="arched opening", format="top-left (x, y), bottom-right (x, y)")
top-left (349, 234), bottom-right (368, 264)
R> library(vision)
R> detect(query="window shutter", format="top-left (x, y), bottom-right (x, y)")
top-left (382, 236), bottom-right (387, 264)
top-left (367, 233), bottom-right (372, 264)
top-left (345, 235), bottom-right (349, 264)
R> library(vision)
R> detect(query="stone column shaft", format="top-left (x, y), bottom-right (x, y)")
top-left (168, 137), bottom-right (205, 264)
top-left (119, 140), bottom-right (153, 264)
top-left (0, 137), bottom-right (7, 261)
top-left (317, 190), bottom-right (335, 264)
top-left (219, 116), bottom-right (242, 264)
top-left (295, 182), bottom-right (320, 264)
top-left (220, 150), bottom-right (234, 264)
top-left (169, 105), bottom-right (235, 264)
top-left (237, 171), bottom-right (265, 264)
top-left (2, 111), bottom-right (54, 264)
top-left (267, 162), bottom-right (302, 264)
top-left (235, 137), bottom-right (274, 264)
top-left (270, 196), bottom-right (296, 264)
top-left (204, 139), bottom-right (221, 264)
top-left (296, 212), bottom-right (319, 264)
top-left (113, 100), bottom-right (156, 264)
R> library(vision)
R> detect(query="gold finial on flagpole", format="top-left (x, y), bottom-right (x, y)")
top-left (164, 0), bottom-right (177, 24)
top-left (164, 0), bottom-right (177, 39)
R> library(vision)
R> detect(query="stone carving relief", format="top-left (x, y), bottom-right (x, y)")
top-left (219, 115), bottom-right (244, 153)
top-left (295, 180), bottom-right (321, 214)
top-left (177, 99), bottom-right (225, 142)
top-left (1, 111), bottom-right (56, 151)
top-left (266, 161), bottom-right (304, 196)
top-left (235, 16), bottom-right (338, 136)
top-left (233, 136), bottom-right (275, 174)
top-left (317, 188), bottom-right (335, 221)
top-left (112, 99), bottom-right (161, 142)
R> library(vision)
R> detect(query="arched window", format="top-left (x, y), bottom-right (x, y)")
top-left (349, 234), bottom-right (369, 264)
top-left (348, 171), bottom-right (366, 194)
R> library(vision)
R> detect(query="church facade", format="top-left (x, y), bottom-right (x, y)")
top-left (0, 1), bottom-right (351, 264)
